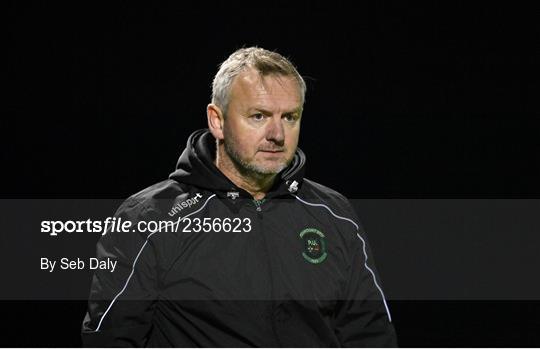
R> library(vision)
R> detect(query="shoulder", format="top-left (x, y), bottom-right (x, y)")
top-left (299, 178), bottom-right (351, 207)
top-left (298, 178), bottom-right (360, 225)
top-left (115, 179), bottom-right (190, 218)
top-left (104, 179), bottom-right (193, 247)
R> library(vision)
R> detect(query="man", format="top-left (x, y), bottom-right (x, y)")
top-left (82, 47), bottom-right (397, 347)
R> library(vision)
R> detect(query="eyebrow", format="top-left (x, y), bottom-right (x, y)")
top-left (248, 107), bottom-right (302, 115)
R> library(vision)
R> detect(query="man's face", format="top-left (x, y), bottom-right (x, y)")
top-left (222, 69), bottom-right (303, 176)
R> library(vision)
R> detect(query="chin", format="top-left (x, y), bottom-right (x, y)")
top-left (255, 162), bottom-right (288, 175)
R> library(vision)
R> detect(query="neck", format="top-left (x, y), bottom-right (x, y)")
top-left (215, 145), bottom-right (276, 200)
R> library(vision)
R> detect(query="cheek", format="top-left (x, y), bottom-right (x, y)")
top-left (286, 128), bottom-right (300, 147)
top-left (233, 133), bottom-right (259, 157)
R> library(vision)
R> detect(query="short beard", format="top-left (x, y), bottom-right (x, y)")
top-left (223, 138), bottom-right (289, 178)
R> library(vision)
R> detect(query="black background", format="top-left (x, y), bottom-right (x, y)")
top-left (5, 1), bottom-right (539, 347)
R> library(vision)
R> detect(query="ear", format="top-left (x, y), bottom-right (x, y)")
top-left (207, 103), bottom-right (224, 141)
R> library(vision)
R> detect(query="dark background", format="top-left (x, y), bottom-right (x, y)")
top-left (5, 1), bottom-right (539, 347)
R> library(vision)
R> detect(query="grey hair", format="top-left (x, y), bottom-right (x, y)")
top-left (211, 47), bottom-right (306, 115)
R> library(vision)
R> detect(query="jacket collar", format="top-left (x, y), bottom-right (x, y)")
top-left (169, 129), bottom-right (306, 200)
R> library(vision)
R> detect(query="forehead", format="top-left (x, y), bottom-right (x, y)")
top-left (229, 68), bottom-right (302, 110)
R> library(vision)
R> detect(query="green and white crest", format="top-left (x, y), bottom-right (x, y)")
top-left (299, 228), bottom-right (327, 264)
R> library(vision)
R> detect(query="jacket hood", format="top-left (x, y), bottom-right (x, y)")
top-left (169, 129), bottom-right (306, 198)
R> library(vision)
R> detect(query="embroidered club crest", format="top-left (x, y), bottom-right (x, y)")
top-left (299, 228), bottom-right (327, 264)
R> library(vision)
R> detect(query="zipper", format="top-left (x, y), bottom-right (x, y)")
top-left (250, 197), bottom-right (282, 346)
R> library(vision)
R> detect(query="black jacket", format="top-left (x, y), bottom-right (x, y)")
top-left (82, 129), bottom-right (397, 347)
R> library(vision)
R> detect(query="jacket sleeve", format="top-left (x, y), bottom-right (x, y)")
top-left (334, 200), bottom-right (398, 347)
top-left (81, 199), bottom-right (159, 347)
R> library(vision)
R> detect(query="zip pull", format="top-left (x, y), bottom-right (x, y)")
top-left (253, 199), bottom-right (265, 212)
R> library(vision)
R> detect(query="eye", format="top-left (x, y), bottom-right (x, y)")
top-left (283, 114), bottom-right (298, 122)
top-left (251, 113), bottom-right (265, 121)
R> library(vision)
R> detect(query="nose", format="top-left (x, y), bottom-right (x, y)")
top-left (265, 116), bottom-right (285, 145)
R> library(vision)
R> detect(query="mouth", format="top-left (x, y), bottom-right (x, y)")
top-left (259, 150), bottom-right (284, 153)
top-left (258, 148), bottom-right (285, 153)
